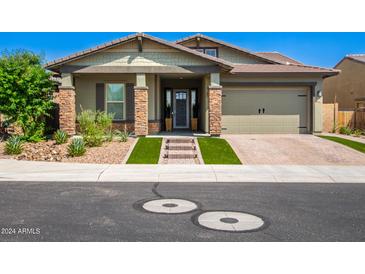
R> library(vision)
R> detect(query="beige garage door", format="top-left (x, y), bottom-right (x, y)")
top-left (222, 88), bottom-right (310, 134)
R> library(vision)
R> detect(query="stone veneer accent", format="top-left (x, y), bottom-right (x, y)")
top-left (208, 85), bottom-right (222, 136)
top-left (148, 121), bottom-right (161, 134)
top-left (112, 122), bottom-right (135, 132)
top-left (57, 86), bottom-right (76, 135)
top-left (134, 86), bottom-right (149, 136)
top-left (110, 121), bottom-right (160, 135)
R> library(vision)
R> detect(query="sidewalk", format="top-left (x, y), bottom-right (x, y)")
top-left (1, 159), bottom-right (365, 183)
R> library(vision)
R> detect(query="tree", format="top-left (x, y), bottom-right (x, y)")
top-left (0, 50), bottom-right (55, 141)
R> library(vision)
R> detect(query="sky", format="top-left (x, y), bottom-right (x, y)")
top-left (0, 32), bottom-right (364, 68)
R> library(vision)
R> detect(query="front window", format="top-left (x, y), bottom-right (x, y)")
top-left (165, 89), bottom-right (172, 118)
top-left (191, 47), bottom-right (218, 57)
top-left (191, 89), bottom-right (198, 118)
top-left (106, 83), bottom-right (125, 120)
top-left (205, 48), bottom-right (217, 57)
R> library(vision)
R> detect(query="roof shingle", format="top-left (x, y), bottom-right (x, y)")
top-left (255, 52), bottom-right (302, 65)
top-left (347, 54), bottom-right (365, 64)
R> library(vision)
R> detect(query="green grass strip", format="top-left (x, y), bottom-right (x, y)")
top-left (198, 137), bottom-right (241, 165)
top-left (127, 137), bottom-right (162, 164)
top-left (319, 135), bottom-right (365, 154)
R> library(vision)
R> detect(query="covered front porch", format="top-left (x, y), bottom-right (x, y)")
top-left (56, 71), bottom-right (223, 136)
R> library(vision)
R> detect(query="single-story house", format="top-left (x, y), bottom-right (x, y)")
top-left (324, 54), bottom-right (365, 111)
top-left (45, 33), bottom-right (339, 136)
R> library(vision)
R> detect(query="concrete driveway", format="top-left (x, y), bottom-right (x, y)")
top-left (223, 134), bottom-right (365, 165)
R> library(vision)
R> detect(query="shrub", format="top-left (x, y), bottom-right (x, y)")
top-left (53, 129), bottom-right (68, 144)
top-left (339, 126), bottom-right (352, 135)
top-left (77, 110), bottom-right (114, 147)
top-left (105, 130), bottom-right (114, 142)
top-left (352, 129), bottom-right (363, 137)
top-left (83, 128), bottom-right (104, 147)
top-left (114, 129), bottom-right (130, 142)
top-left (68, 138), bottom-right (86, 157)
top-left (77, 110), bottom-right (96, 135)
top-left (96, 111), bottom-right (114, 133)
top-left (4, 136), bottom-right (23, 155)
top-left (0, 51), bottom-right (55, 141)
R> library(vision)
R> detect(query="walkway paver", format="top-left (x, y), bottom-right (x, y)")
top-left (223, 134), bottom-right (365, 165)
top-left (159, 137), bottom-right (201, 164)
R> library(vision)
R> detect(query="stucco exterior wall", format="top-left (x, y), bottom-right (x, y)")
top-left (323, 58), bottom-right (365, 110)
top-left (69, 39), bottom-right (212, 68)
top-left (74, 73), bottom-right (156, 120)
top-left (179, 39), bottom-right (266, 64)
top-left (200, 75), bottom-right (209, 133)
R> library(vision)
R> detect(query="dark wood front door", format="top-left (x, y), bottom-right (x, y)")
top-left (173, 90), bottom-right (189, 128)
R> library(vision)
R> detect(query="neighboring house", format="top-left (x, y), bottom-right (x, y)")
top-left (324, 54), bottom-right (365, 111)
top-left (45, 33), bottom-right (338, 136)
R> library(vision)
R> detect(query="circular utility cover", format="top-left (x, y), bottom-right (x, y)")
top-left (142, 198), bottom-right (198, 214)
top-left (195, 211), bottom-right (265, 232)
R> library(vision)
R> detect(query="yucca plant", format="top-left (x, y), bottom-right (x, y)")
top-left (53, 129), bottom-right (68, 144)
top-left (67, 138), bottom-right (86, 157)
top-left (4, 136), bottom-right (23, 155)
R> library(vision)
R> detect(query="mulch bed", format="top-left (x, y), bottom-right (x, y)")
top-left (0, 138), bottom-right (135, 164)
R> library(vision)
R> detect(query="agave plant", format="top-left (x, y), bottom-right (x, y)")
top-left (4, 136), bottom-right (23, 155)
top-left (67, 138), bottom-right (86, 157)
top-left (114, 129), bottom-right (130, 142)
top-left (53, 129), bottom-right (68, 144)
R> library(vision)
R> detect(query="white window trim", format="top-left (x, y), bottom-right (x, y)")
top-left (105, 83), bottom-right (126, 121)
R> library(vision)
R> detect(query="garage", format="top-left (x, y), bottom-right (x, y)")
top-left (222, 87), bottom-right (310, 134)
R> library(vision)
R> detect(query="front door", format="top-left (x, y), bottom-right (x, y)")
top-left (173, 90), bottom-right (189, 128)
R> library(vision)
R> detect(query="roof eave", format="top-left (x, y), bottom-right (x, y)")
top-left (230, 71), bottom-right (340, 78)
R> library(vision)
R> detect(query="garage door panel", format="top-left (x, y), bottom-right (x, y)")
top-left (222, 89), bottom-right (309, 134)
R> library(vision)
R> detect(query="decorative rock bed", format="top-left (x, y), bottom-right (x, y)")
top-left (0, 138), bottom-right (134, 164)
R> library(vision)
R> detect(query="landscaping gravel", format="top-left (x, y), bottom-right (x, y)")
top-left (0, 138), bottom-right (134, 164)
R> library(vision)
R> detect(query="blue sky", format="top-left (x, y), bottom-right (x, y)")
top-left (0, 32), bottom-right (364, 68)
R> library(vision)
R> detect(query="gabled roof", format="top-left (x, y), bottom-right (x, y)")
top-left (45, 33), bottom-right (339, 78)
top-left (45, 33), bottom-right (234, 71)
top-left (334, 54), bottom-right (365, 68)
top-left (255, 52), bottom-right (303, 65)
top-left (175, 33), bottom-right (280, 64)
top-left (231, 64), bottom-right (339, 77)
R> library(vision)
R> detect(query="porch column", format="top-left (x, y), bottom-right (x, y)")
top-left (208, 85), bottom-right (222, 136)
top-left (208, 72), bottom-right (222, 136)
top-left (57, 86), bottom-right (76, 135)
top-left (57, 73), bottom-right (76, 135)
top-left (134, 73), bottom-right (149, 136)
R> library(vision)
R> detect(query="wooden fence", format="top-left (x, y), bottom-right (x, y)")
top-left (323, 103), bottom-right (365, 132)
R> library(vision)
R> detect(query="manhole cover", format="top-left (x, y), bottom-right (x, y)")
top-left (194, 211), bottom-right (266, 232)
top-left (141, 199), bottom-right (198, 214)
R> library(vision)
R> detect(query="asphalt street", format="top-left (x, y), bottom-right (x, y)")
top-left (0, 181), bottom-right (364, 241)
